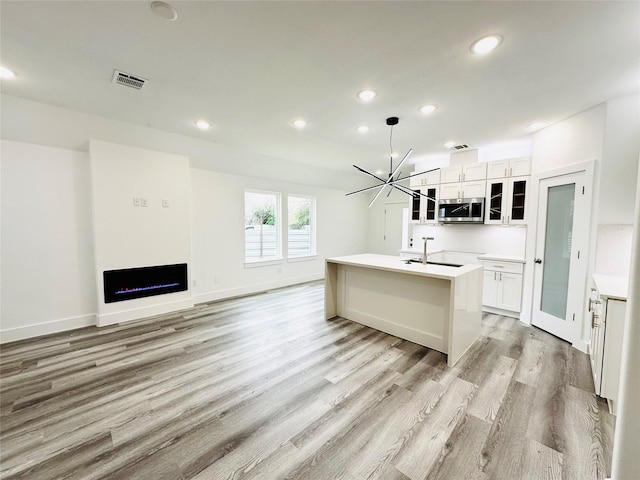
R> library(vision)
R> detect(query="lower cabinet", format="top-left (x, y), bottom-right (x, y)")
top-left (589, 281), bottom-right (626, 415)
top-left (481, 260), bottom-right (523, 316)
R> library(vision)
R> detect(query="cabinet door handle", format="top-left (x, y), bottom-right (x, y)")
top-left (504, 168), bottom-right (507, 177)
top-left (509, 167), bottom-right (513, 176)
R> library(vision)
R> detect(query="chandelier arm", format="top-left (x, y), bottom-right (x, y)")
top-left (389, 182), bottom-right (417, 196)
top-left (394, 167), bottom-right (441, 182)
top-left (352, 164), bottom-right (386, 182)
top-left (345, 183), bottom-right (387, 196)
top-left (368, 185), bottom-right (387, 208)
top-left (388, 148), bottom-right (413, 180)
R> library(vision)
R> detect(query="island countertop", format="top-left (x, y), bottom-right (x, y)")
top-left (325, 253), bottom-right (482, 280)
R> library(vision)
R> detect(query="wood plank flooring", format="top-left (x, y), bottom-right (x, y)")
top-left (0, 281), bottom-right (614, 479)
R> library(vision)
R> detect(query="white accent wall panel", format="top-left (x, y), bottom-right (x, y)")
top-left (89, 140), bottom-right (193, 326)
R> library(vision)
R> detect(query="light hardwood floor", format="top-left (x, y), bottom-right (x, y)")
top-left (0, 281), bottom-right (615, 479)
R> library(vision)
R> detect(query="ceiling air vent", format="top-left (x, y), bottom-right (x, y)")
top-left (452, 144), bottom-right (469, 150)
top-left (111, 70), bottom-right (148, 91)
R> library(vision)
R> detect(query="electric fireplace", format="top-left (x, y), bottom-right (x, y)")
top-left (103, 263), bottom-right (188, 303)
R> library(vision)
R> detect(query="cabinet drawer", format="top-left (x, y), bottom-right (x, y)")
top-left (480, 260), bottom-right (523, 274)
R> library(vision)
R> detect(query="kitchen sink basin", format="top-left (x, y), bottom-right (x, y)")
top-left (404, 259), bottom-right (462, 268)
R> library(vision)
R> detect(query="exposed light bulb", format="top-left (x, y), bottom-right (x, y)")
top-left (357, 125), bottom-right (370, 134)
top-left (292, 119), bottom-right (307, 129)
top-left (194, 120), bottom-right (210, 130)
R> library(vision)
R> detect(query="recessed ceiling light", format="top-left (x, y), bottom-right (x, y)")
top-left (357, 90), bottom-right (377, 102)
top-left (528, 122), bottom-right (546, 130)
top-left (357, 125), bottom-right (370, 134)
top-left (419, 104), bottom-right (438, 115)
top-left (151, 1), bottom-right (178, 21)
top-left (194, 120), bottom-right (210, 130)
top-left (292, 119), bottom-right (307, 129)
top-left (470, 34), bottom-right (502, 55)
top-left (444, 141), bottom-right (456, 149)
top-left (0, 66), bottom-right (16, 79)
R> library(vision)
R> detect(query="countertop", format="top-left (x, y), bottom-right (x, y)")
top-left (326, 253), bottom-right (482, 280)
top-left (477, 254), bottom-right (526, 263)
top-left (593, 274), bottom-right (629, 301)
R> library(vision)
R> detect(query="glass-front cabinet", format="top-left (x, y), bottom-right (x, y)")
top-left (485, 176), bottom-right (528, 225)
top-left (409, 186), bottom-right (439, 223)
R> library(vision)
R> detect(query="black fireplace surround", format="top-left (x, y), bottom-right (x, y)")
top-left (103, 263), bottom-right (188, 303)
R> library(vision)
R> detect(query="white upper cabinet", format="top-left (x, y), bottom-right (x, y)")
top-left (439, 163), bottom-right (487, 183)
top-left (409, 169), bottom-right (440, 188)
top-left (462, 163), bottom-right (487, 181)
top-left (439, 180), bottom-right (486, 199)
top-left (487, 157), bottom-right (531, 179)
top-left (439, 166), bottom-right (463, 183)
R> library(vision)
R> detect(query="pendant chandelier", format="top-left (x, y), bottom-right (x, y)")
top-left (346, 116), bottom-right (439, 207)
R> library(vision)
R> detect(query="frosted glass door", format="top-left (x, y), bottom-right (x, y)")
top-left (532, 170), bottom-right (587, 343)
top-left (540, 184), bottom-right (575, 318)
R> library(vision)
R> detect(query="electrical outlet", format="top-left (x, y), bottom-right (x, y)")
top-left (141, 198), bottom-right (148, 207)
top-left (162, 199), bottom-right (169, 208)
top-left (133, 197), bottom-right (141, 207)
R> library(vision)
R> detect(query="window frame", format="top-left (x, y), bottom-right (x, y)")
top-left (244, 189), bottom-right (283, 265)
top-left (286, 194), bottom-right (317, 261)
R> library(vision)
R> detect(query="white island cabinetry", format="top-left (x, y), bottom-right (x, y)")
top-left (325, 254), bottom-right (483, 367)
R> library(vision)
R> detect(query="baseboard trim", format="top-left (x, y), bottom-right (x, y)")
top-left (192, 273), bottom-right (324, 304)
top-left (572, 338), bottom-right (590, 354)
top-left (0, 313), bottom-right (96, 344)
top-left (482, 305), bottom-right (521, 320)
top-left (96, 298), bottom-right (194, 327)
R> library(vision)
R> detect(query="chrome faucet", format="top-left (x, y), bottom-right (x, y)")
top-left (422, 237), bottom-right (434, 264)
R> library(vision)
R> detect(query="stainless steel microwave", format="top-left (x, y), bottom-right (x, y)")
top-left (438, 197), bottom-right (485, 224)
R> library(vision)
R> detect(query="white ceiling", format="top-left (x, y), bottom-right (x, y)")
top-left (1, 1), bottom-right (639, 174)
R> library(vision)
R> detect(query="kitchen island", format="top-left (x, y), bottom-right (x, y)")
top-left (325, 253), bottom-right (483, 367)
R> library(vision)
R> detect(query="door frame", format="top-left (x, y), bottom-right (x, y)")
top-left (383, 201), bottom-right (408, 256)
top-left (523, 160), bottom-right (596, 352)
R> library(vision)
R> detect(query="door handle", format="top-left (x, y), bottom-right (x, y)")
top-left (534, 258), bottom-right (542, 264)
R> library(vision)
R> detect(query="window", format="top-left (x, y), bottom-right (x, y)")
top-left (244, 190), bottom-right (281, 263)
top-left (288, 195), bottom-right (315, 258)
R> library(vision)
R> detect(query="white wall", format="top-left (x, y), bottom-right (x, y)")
top-left (90, 140), bottom-right (193, 326)
top-left (0, 137), bottom-right (370, 342)
top-left (411, 224), bottom-right (527, 257)
top-left (531, 103), bottom-right (606, 174)
top-left (525, 96), bottom-right (639, 348)
top-left (599, 94), bottom-right (640, 224)
top-left (191, 169), bottom-right (368, 303)
top-left (0, 140), bottom-right (97, 342)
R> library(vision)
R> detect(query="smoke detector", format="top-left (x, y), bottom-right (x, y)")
top-left (111, 70), bottom-right (149, 91)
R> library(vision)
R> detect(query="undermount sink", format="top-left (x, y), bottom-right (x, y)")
top-left (404, 259), bottom-right (462, 268)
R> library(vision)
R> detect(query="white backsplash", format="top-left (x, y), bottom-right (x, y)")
top-left (594, 224), bottom-right (633, 276)
top-left (409, 224), bottom-right (527, 257)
